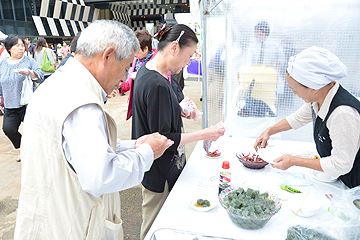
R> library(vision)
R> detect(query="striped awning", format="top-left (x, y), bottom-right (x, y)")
top-left (32, 0), bottom-right (99, 37)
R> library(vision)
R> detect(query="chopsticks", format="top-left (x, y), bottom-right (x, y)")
top-left (295, 192), bottom-right (309, 215)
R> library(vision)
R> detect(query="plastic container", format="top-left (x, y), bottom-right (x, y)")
top-left (219, 186), bottom-right (282, 229)
top-left (219, 161), bottom-right (231, 194)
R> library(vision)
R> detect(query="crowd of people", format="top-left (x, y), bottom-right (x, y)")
top-left (0, 21), bottom-right (224, 240)
top-left (0, 34), bottom-right (79, 161)
top-left (0, 18), bottom-right (359, 240)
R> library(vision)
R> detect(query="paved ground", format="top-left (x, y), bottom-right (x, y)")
top-left (0, 78), bottom-right (203, 239)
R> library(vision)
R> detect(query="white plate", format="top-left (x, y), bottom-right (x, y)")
top-left (311, 170), bottom-right (337, 183)
top-left (189, 198), bottom-right (218, 212)
top-left (289, 193), bottom-right (321, 217)
top-left (204, 153), bottom-right (223, 159)
top-left (12, 68), bottom-right (27, 73)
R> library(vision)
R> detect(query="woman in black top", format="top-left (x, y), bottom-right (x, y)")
top-left (132, 24), bottom-right (225, 239)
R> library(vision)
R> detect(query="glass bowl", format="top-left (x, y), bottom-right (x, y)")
top-left (236, 151), bottom-right (268, 169)
top-left (219, 186), bottom-right (282, 229)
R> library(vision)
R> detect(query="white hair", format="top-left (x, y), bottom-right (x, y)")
top-left (76, 20), bottom-right (140, 62)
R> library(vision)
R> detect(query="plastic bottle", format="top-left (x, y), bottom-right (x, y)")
top-left (219, 161), bottom-right (231, 195)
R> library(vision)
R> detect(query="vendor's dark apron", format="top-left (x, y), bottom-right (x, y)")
top-left (313, 85), bottom-right (360, 188)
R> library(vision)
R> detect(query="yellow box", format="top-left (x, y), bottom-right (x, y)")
top-left (237, 65), bottom-right (277, 108)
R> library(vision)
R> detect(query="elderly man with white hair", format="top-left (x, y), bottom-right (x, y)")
top-left (254, 46), bottom-right (360, 189)
top-left (14, 20), bottom-right (173, 239)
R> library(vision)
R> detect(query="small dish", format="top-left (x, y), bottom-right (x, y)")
top-left (189, 198), bottom-right (218, 212)
top-left (311, 170), bottom-right (337, 183)
top-left (204, 153), bottom-right (223, 159)
top-left (289, 193), bottom-right (321, 217)
top-left (12, 68), bottom-right (27, 74)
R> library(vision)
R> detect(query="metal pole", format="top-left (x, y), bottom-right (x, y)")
top-left (22, 0), bottom-right (27, 21)
top-left (0, 0), bottom-right (4, 20)
top-left (200, 0), bottom-right (208, 128)
top-left (10, 0), bottom-right (16, 21)
top-left (197, 41), bottom-right (201, 82)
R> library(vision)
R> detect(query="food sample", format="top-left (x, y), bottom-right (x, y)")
top-left (280, 184), bottom-right (302, 193)
top-left (222, 187), bottom-right (276, 218)
top-left (286, 225), bottom-right (337, 240)
top-left (207, 149), bottom-right (221, 157)
top-left (194, 199), bottom-right (211, 208)
top-left (239, 153), bottom-right (266, 162)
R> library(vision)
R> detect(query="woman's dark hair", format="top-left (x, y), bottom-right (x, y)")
top-left (155, 24), bottom-right (198, 52)
top-left (34, 37), bottom-right (47, 52)
top-left (4, 34), bottom-right (25, 53)
top-left (135, 30), bottom-right (152, 52)
top-left (70, 32), bottom-right (81, 53)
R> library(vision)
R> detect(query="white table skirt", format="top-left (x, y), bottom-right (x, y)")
top-left (144, 137), bottom-right (348, 240)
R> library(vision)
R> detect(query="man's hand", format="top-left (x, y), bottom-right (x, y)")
top-left (107, 89), bottom-right (117, 99)
top-left (136, 133), bottom-right (174, 159)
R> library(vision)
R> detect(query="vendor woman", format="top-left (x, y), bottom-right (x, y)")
top-left (254, 46), bottom-right (360, 188)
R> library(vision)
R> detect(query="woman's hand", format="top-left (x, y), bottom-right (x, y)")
top-left (18, 69), bottom-right (31, 76)
top-left (203, 124), bottom-right (225, 141)
top-left (19, 69), bottom-right (37, 80)
top-left (270, 154), bottom-right (294, 170)
top-left (181, 109), bottom-right (196, 119)
top-left (254, 129), bottom-right (270, 151)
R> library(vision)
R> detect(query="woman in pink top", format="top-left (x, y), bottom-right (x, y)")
top-left (119, 30), bottom-right (171, 120)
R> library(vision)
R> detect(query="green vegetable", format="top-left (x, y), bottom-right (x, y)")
top-left (280, 184), bottom-right (302, 193)
top-left (223, 187), bottom-right (276, 218)
top-left (286, 225), bottom-right (337, 240)
top-left (196, 198), bottom-right (210, 208)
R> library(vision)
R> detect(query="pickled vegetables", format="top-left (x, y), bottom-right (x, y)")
top-left (222, 187), bottom-right (276, 218)
top-left (195, 199), bottom-right (211, 208)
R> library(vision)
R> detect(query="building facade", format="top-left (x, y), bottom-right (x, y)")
top-left (0, 0), bottom-right (189, 40)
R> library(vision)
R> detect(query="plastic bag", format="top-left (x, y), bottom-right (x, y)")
top-left (20, 75), bottom-right (34, 105)
top-left (286, 225), bottom-right (337, 240)
top-left (179, 96), bottom-right (203, 121)
top-left (328, 186), bottom-right (360, 239)
top-left (286, 186), bottom-right (360, 240)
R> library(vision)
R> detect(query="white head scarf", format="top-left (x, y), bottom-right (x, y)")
top-left (286, 46), bottom-right (347, 90)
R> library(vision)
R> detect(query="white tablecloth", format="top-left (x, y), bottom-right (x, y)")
top-left (144, 137), bottom-right (348, 240)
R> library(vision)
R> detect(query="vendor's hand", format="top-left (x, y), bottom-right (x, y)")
top-left (270, 154), bottom-right (294, 170)
top-left (141, 132), bottom-right (174, 159)
top-left (107, 89), bottom-right (117, 99)
top-left (254, 130), bottom-right (270, 151)
top-left (203, 124), bottom-right (225, 142)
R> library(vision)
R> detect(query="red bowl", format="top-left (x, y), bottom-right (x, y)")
top-left (236, 152), bottom-right (268, 169)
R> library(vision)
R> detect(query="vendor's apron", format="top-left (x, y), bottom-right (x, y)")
top-left (313, 85), bottom-right (360, 188)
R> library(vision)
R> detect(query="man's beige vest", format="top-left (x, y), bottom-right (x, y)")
top-left (14, 58), bottom-right (123, 240)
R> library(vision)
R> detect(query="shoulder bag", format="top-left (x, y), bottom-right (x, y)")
top-left (40, 49), bottom-right (55, 72)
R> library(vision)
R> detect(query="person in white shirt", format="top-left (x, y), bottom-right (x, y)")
top-left (14, 20), bottom-right (173, 240)
top-left (254, 46), bottom-right (360, 189)
top-left (247, 21), bottom-right (284, 70)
